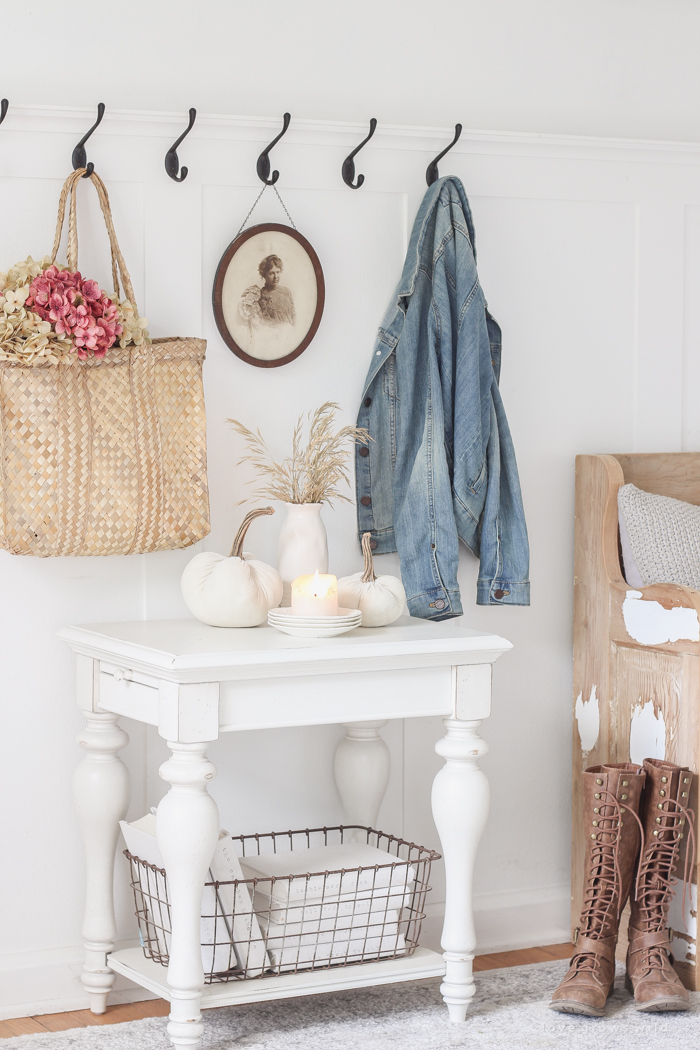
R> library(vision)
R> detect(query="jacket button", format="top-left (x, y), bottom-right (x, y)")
top-left (369, 539), bottom-right (377, 550)
top-left (359, 447), bottom-right (369, 458)
top-left (360, 496), bottom-right (371, 506)
top-left (494, 589), bottom-right (505, 599)
top-left (364, 397), bottom-right (372, 408)
top-left (434, 599), bottom-right (445, 610)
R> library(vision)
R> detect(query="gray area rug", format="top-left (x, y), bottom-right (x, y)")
top-left (4, 960), bottom-right (700, 1049)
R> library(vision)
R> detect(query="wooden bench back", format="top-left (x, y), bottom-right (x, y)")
top-left (612, 452), bottom-right (700, 505)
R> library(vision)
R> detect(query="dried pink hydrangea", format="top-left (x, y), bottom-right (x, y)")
top-left (27, 266), bottom-right (122, 359)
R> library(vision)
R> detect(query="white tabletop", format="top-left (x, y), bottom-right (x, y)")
top-left (59, 615), bottom-right (512, 683)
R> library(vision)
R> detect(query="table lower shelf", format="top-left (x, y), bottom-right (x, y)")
top-left (108, 946), bottom-right (446, 1009)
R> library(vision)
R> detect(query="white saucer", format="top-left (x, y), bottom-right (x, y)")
top-left (269, 620), bottom-right (362, 639)
top-left (268, 607), bottom-right (362, 637)
top-left (270, 607), bottom-right (361, 625)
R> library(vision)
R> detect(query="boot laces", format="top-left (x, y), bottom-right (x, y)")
top-left (634, 797), bottom-right (696, 975)
top-left (571, 791), bottom-right (643, 976)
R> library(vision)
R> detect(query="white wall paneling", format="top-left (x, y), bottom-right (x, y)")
top-left (2, 106), bottom-right (700, 1017)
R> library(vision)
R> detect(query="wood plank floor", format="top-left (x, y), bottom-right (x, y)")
top-left (0, 943), bottom-right (573, 1039)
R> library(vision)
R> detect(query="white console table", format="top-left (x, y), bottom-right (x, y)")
top-left (59, 616), bottom-right (511, 1048)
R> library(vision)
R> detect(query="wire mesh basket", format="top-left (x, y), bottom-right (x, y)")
top-left (125, 825), bottom-right (440, 983)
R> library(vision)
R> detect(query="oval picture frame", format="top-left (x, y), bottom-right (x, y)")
top-left (212, 223), bottom-right (325, 368)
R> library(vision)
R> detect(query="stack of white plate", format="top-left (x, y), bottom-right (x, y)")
top-left (268, 607), bottom-right (362, 638)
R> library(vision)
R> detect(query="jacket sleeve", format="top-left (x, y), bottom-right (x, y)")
top-left (474, 385), bottom-right (531, 605)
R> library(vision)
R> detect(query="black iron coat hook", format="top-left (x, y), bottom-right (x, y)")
top-left (342, 118), bottom-right (378, 189)
top-left (165, 108), bottom-right (197, 182)
top-left (257, 113), bottom-right (291, 185)
top-left (426, 123), bottom-right (463, 186)
top-left (72, 103), bottom-right (105, 177)
top-left (0, 99), bottom-right (8, 126)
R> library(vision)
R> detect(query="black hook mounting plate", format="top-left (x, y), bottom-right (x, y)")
top-left (257, 113), bottom-right (291, 185)
top-left (72, 103), bottom-right (105, 178)
top-left (342, 118), bottom-right (378, 189)
top-left (165, 108), bottom-right (197, 182)
top-left (0, 99), bottom-right (8, 126)
top-left (426, 123), bottom-right (463, 186)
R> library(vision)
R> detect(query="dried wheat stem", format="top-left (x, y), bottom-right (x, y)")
top-left (230, 506), bottom-right (274, 558)
top-left (361, 532), bottom-right (376, 583)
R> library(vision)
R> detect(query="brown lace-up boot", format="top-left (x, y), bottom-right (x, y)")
top-left (626, 758), bottom-right (695, 1012)
top-left (550, 763), bottom-right (646, 1016)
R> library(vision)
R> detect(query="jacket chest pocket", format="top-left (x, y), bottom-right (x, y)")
top-left (382, 352), bottom-right (399, 466)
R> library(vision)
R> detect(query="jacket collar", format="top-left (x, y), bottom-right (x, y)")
top-left (396, 176), bottom-right (476, 298)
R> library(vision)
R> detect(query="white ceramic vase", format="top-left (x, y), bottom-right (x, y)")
top-left (277, 503), bottom-right (329, 606)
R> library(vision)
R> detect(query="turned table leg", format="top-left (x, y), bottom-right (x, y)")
top-left (157, 741), bottom-right (219, 1049)
top-left (431, 717), bottom-right (490, 1022)
top-left (73, 710), bottom-right (130, 1014)
top-left (334, 720), bottom-right (390, 830)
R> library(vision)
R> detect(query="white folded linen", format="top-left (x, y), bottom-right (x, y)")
top-left (251, 885), bottom-right (414, 926)
top-left (266, 929), bottom-right (406, 972)
top-left (239, 842), bottom-right (416, 904)
top-left (257, 908), bottom-right (401, 941)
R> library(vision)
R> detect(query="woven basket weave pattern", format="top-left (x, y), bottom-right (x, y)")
top-left (0, 339), bottom-right (210, 557)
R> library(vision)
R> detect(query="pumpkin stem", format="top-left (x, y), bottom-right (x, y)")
top-left (230, 507), bottom-right (274, 558)
top-left (361, 532), bottom-right (376, 583)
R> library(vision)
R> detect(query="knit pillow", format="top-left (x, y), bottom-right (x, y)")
top-left (618, 483), bottom-right (700, 590)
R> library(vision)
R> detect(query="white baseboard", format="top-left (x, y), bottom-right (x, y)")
top-left (420, 884), bottom-right (571, 956)
top-left (0, 942), bottom-right (157, 1021)
top-left (0, 886), bottom-right (570, 1021)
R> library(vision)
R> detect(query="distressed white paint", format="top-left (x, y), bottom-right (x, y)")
top-left (622, 591), bottom-right (700, 645)
top-left (628, 700), bottom-right (667, 766)
top-left (574, 686), bottom-right (600, 753)
top-left (669, 882), bottom-right (697, 964)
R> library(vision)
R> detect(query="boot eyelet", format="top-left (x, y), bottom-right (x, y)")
top-left (683, 778), bottom-right (690, 784)
top-left (591, 833), bottom-right (597, 839)
top-left (659, 790), bottom-right (665, 797)
top-left (680, 819), bottom-right (685, 826)
top-left (621, 794), bottom-right (628, 800)
top-left (653, 830), bottom-right (659, 836)
top-left (682, 792), bottom-right (688, 798)
top-left (679, 833), bottom-right (684, 840)
top-left (592, 820), bottom-right (598, 827)
top-left (662, 777), bottom-right (668, 783)
top-left (596, 779), bottom-right (603, 785)
top-left (656, 817), bottom-right (661, 823)
top-left (594, 807), bottom-right (600, 813)
top-left (595, 793), bottom-right (601, 799)
top-left (657, 804), bottom-right (664, 810)
top-left (622, 781), bottom-right (628, 787)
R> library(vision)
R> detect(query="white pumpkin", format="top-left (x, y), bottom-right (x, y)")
top-left (337, 532), bottom-right (406, 627)
top-left (181, 507), bottom-right (283, 627)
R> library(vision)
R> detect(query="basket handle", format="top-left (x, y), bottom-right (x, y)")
top-left (50, 169), bottom-right (137, 306)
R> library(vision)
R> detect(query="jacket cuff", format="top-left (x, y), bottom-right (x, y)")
top-left (407, 587), bottom-right (463, 621)
top-left (476, 580), bottom-right (530, 606)
top-left (357, 529), bottom-right (396, 555)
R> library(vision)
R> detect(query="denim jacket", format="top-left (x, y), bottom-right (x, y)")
top-left (355, 176), bottom-right (530, 620)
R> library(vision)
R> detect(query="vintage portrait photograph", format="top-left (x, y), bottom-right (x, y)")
top-left (213, 223), bottom-right (325, 367)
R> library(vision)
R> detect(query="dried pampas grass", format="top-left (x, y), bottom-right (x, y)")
top-left (229, 402), bottom-right (370, 506)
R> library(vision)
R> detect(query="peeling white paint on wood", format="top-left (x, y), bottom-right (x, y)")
top-left (669, 882), bottom-right (697, 964)
top-left (622, 591), bottom-right (700, 645)
top-left (629, 700), bottom-right (666, 765)
top-left (575, 686), bottom-right (600, 753)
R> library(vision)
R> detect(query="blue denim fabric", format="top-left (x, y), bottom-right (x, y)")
top-left (355, 176), bottom-right (530, 620)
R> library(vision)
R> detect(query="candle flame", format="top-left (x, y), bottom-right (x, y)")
top-left (312, 569), bottom-right (330, 597)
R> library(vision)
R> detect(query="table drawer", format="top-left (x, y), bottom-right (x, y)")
top-left (98, 666), bottom-right (159, 724)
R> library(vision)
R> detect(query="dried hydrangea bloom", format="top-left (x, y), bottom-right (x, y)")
top-left (114, 297), bottom-right (150, 348)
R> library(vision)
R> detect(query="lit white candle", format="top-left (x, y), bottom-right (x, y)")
top-left (291, 570), bottom-right (338, 617)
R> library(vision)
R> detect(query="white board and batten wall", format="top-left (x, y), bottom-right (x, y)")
top-left (2, 104), bottom-right (700, 1017)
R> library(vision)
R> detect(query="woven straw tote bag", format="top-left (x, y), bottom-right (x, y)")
top-left (0, 170), bottom-right (210, 556)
